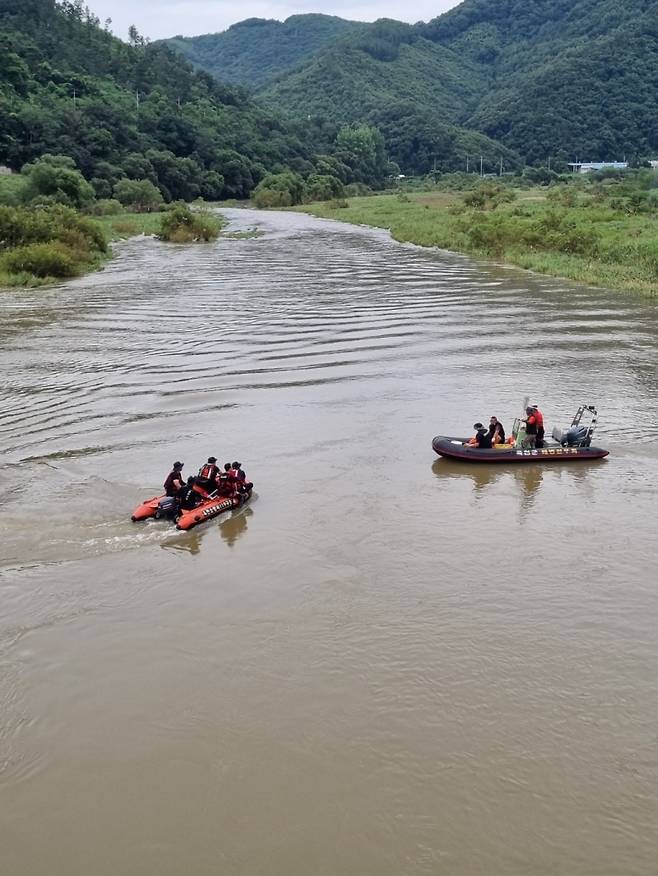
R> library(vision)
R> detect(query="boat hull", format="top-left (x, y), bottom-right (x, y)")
top-left (131, 495), bottom-right (163, 521)
top-left (131, 489), bottom-right (252, 528)
top-left (432, 436), bottom-right (609, 463)
top-left (176, 491), bottom-right (251, 530)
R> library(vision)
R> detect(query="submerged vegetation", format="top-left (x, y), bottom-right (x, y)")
top-left (157, 203), bottom-right (222, 242)
top-left (296, 170), bottom-right (658, 295)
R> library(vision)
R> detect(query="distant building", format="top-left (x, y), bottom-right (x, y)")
top-left (568, 161), bottom-right (628, 174)
top-left (649, 160), bottom-right (658, 170)
top-left (0, 165), bottom-right (14, 175)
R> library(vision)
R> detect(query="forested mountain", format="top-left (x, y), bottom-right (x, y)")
top-left (167, 0), bottom-right (658, 167)
top-left (264, 20), bottom-right (482, 125)
top-left (0, 0), bottom-right (394, 200)
top-left (422, 0), bottom-right (658, 161)
top-left (164, 15), bottom-right (363, 89)
top-left (164, 17), bottom-right (517, 175)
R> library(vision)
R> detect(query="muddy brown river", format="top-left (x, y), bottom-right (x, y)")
top-left (1, 209), bottom-right (657, 874)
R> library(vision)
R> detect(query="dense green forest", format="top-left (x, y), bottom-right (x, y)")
top-left (164, 1), bottom-right (658, 169)
top-left (166, 17), bottom-right (518, 175)
top-left (422, 0), bottom-right (658, 162)
top-left (164, 15), bottom-right (363, 89)
top-left (0, 0), bottom-right (398, 201)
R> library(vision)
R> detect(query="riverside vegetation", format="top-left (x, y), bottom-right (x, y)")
top-left (296, 170), bottom-right (658, 295)
top-left (3, 0), bottom-right (657, 291)
top-left (0, 157), bottom-right (222, 286)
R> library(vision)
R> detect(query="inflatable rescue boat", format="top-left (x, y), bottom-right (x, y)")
top-left (131, 487), bottom-right (252, 530)
top-left (433, 404), bottom-right (609, 464)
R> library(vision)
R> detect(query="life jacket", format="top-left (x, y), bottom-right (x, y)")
top-left (198, 463), bottom-right (217, 481)
top-left (532, 408), bottom-right (544, 428)
top-left (216, 474), bottom-right (231, 495)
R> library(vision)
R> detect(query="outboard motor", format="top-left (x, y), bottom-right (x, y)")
top-left (565, 425), bottom-right (589, 447)
top-left (154, 496), bottom-right (179, 520)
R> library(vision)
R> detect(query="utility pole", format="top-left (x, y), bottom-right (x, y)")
top-left (480, 155), bottom-right (483, 177)
top-left (548, 155), bottom-right (551, 171)
top-left (135, 90), bottom-right (140, 110)
top-left (466, 155), bottom-right (469, 173)
top-left (72, 87), bottom-right (77, 108)
top-left (499, 156), bottom-right (503, 177)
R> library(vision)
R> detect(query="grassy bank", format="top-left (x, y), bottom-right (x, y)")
top-left (295, 187), bottom-right (658, 296)
top-left (96, 212), bottom-right (163, 242)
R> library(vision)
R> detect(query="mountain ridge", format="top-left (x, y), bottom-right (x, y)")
top-left (161, 1), bottom-right (658, 164)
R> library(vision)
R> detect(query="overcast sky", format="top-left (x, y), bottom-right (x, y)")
top-left (88, 0), bottom-right (461, 42)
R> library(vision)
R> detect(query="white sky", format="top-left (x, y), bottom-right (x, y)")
top-left (89, 0), bottom-right (461, 42)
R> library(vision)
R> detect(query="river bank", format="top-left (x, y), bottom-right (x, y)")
top-left (0, 206), bottom-right (221, 288)
top-left (295, 188), bottom-right (658, 296)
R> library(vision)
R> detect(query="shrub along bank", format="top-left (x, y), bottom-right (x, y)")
top-left (1, 201), bottom-right (224, 287)
top-left (295, 177), bottom-right (658, 295)
top-left (158, 203), bottom-right (222, 242)
top-left (0, 203), bottom-right (107, 286)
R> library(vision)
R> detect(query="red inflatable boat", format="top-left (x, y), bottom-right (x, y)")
top-left (131, 487), bottom-right (252, 530)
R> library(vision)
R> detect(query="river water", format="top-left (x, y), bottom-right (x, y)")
top-left (1, 209), bottom-right (657, 874)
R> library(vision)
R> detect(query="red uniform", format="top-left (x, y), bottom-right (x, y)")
top-left (533, 407), bottom-right (545, 447)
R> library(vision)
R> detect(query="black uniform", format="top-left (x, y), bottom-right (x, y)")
top-left (178, 483), bottom-right (200, 510)
top-left (474, 428), bottom-right (492, 449)
top-left (164, 469), bottom-right (183, 496)
top-left (488, 422), bottom-right (506, 444)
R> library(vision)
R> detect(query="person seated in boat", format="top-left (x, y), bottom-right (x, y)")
top-left (214, 463), bottom-right (232, 496)
top-left (178, 476), bottom-right (201, 510)
top-left (464, 423), bottom-right (492, 449)
top-left (488, 416), bottom-right (506, 445)
top-left (530, 405), bottom-right (545, 448)
top-left (522, 407), bottom-right (538, 448)
top-left (196, 456), bottom-right (220, 492)
top-left (164, 461), bottom-right (185, 497)
top-left (234, 463), bottom-right (253, 494)
top-left (222, 461), bottom-right (238, 491)
top-left (229, 462), bottom-right (245, 496)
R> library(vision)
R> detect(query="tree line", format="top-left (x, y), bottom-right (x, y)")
top-left (0, 0), bottom-right (395, 204)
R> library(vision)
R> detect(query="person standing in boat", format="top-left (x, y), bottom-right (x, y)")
top-left (488, 416), bottom-right (506, 445)
top-left (164, 461), bottom-right (185, 497)
top-left (531, 405), bottom-right (545, 448)
top-left (523, 407), bottom-right (538, 448)
top-left (464, 423), bottom-right (492, 448)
